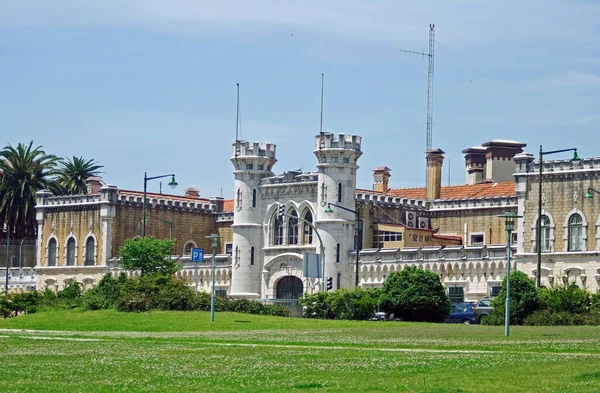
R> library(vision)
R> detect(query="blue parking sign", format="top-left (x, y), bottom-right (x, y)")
top-left (191, 248), bottom-right (204, 262)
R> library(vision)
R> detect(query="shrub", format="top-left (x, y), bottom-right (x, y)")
top-left (115, 274), bottom-right (162, 312)
top-left (300, 292), bottom-right (334, 319)
top-left (379, 267), bottom-right (450, 322)
top-left (328, 287), bottom-right (379, 320)
top-left (489, 270), bottom-right (539, 325)
top-left (157, 278), bottom-right (199, 311)
top-left (525, 310), bottom-right (587, 326)
top-left (538, 278), bottom-right (591, 314)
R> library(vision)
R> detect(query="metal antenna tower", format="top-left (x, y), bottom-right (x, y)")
top-left (400, 24), bottom-right (436, 181)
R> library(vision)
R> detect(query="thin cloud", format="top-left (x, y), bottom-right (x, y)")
top-left (521, 71), bottom-right (600, 91)
top-left (1, 0), bottom-right (599, 45)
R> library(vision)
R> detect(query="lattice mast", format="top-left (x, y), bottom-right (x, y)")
top-left (399, 24), bottom-right (436, 183)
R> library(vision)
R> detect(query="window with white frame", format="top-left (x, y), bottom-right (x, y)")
top-left (470, 233), bottom-right (484, 246)
top-left (225, 243), bottom-right (233, 255)
top-left (539, 215), bottom-right (551, 252)
top-left (48, 238), bottom-right (57, 267)
top-left (84, 236), bottom-right (95, 266)
top-left (66, 237), bottom-right (76, 266)
top-left (273, 214), bottom-right (284, 246)
top-left (568, 213), bottom-right (583, 251)
top-left (302, 209), bottom-right (313, 244)
top-left (287, 209), bottom-right (299, 245)
top-left (183, 241), bottom-right (196, 255)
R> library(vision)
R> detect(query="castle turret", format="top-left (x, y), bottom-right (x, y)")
top-left (230, 140), bottom-right (277, 298)
top-left (314, 133), bottom-right (362, 289)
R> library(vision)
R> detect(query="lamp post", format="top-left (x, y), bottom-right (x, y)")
top-left (324, 202), bottom-right (362, 287)
top-left (584, 187), bottom-right (600, 199)
top-left (143, 172), bottom-right (178, 237)
top-left (4, 224), bottom-right (9, 293)
top-left (498, 212), bottom-right (522, 337)
top-left (206, 234), bottom-right (221, 322)
top-left (536, 146), bottom-right (580, 288)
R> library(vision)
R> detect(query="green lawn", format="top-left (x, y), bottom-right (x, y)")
top-left (1, 310), bottom-right (600, 392)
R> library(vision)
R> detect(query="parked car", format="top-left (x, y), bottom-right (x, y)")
top-left (371, 311), bottom-right (388, 321)
top-left (443, 302), bottom-right (476, 324)
top-left (472, 297), bottom-right (494, 324)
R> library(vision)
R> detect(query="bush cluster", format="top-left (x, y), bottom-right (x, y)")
top-left (1, 273), bottom-right (289, 318)
top-left (300, 287), bottom-right (380, 320)
top-left (483, 274), bottom-right (600, 326)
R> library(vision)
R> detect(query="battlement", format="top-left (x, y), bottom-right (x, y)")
top-left (232, 140), bottom-right (276, 159)
top-left (262, 171), bottom-right (319, 185)
top-left (514, 153), bottom-right (600, 177)
top-left (315, 132), bottom-right (361, 151)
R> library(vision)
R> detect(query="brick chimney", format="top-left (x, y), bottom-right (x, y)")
top-left (373, 166), bottom-right (391, 194)
top-left (85, 177), bottom-right (104, 194)
top-left (426, 148), bottom-right (445, 200)
top-left (462, 147), bottom-right (486, 185)
top-left (184, 187), bottom-right (200, 198)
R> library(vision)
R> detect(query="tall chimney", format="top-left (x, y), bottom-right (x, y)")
top-left (373, 166), bottom-right (391, 194)
top-left (426, 148), bottom-right (445, 200)
top-left (184, 187), bottom-right (200, 198)
top-left (85, 177), bottom-right (104, 194)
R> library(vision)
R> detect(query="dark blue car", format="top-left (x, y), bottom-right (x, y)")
top-left (443, 302), bottom-right (476, 324)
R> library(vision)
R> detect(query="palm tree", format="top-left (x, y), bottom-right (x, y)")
top-left (0, 141), bottom-right (60, 239)
top-left (55, 156), bottom-right (103, 195)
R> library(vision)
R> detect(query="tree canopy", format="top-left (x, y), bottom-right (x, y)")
top-left (54, 156), bottom-right (103, 195)
top-left (379, 266), bottom-right (450, 322)
top-left (119, 237), bottom-right (179, 276)
top-left (0, 141), bottom-right (104, 239)
top-left (0, 141), bottom-right (60, 238)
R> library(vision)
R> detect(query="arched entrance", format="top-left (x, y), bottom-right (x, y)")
top-left (276, 276), bottom-right (303, 300)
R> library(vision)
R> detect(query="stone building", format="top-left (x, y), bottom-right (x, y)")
top-left (229, 133), bottom-right (527, 304)
top-left (34, 180), bottom-right (234, 292)
top-left (514, 152), bottom-right (600, 292)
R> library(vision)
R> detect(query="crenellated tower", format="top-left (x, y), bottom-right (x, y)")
top-left (314, 133), bottom-right (362, 289)
top-left (230, 140), bottom-right (277, 298)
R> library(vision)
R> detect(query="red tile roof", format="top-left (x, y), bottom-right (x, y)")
top-left (357, 181), bottom-right (515, 200)
top-left (223, 200), bottom-right (234, 212)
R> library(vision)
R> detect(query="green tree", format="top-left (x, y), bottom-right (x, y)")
top-left (119, 237), bottom-right (179, 276)
top-left (54, 156), bottom-right (103, 195)
top-left (0, 141), bottom-right (60, 238)
top-left (490, 270), bottom-right (539, 324)
top-left (379, 266), bottom-right (450, 322)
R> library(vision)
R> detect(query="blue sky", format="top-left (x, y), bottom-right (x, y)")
top-left (1, 1), bottom-right (599, 198)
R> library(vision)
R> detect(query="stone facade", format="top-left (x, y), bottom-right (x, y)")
top-left (514, 153), bottom-right (600, 291)
top-left (34, 185), bottom-right (233, 292)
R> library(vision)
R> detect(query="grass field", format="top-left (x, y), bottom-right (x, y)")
top-left (1, 310), bottom-right (600, 392)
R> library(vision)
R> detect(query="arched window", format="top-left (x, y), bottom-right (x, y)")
top-left (273, 214), bottom-right (283, 245)
top-left (183, 241), bottom-right (196, 255)
top-left (287, 209), bottom-right (299, 245)
top-left (336, 243), bottom-right (341, 263)
top-left (337, 183), bottom-right (342, 203)
top-left (568, 213), bottom-right (583, 251)
top-left (252, 189), bottom-right (257, 208)
top-left (540, 215), bottom-right (551, 252)
top-left (302, 209), bottom-right (313, 244)
top-left (250, 246), bottom-right (255, 265)
top-left (66, 238), bottom-right (76, 266)
top-left (48, 238), bottom-right (57, 267)
top-left (84, 237), bottom-right (95, 266)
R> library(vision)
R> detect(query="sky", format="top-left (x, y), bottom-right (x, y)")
top-left (1, 0), bottom-right (599, 198)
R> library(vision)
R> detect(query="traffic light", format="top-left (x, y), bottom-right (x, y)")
top-left (326, 276), bottom-right (333, 291)
top-left (278, 203), bottom-right (285, 218)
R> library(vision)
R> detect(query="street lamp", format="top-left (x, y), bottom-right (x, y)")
top-left (536, 146), bottom-right (580, 288)
top-left (584, 187), bottom-right (600, 199)
top-left (324, 202), bottom-right (362, 287)
top-left (143, 173), bottom-right (177, 237)
top-left (498, 212), bottom-right (522, 337)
